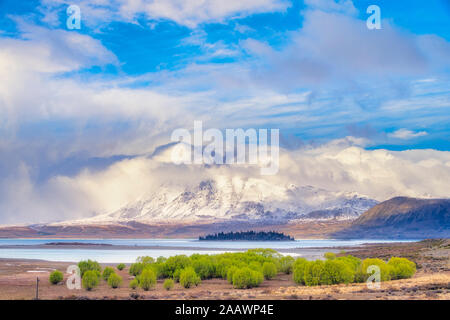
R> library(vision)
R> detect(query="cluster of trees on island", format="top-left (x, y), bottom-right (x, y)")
top-left (199, 231), bottom-right (295, 241)
top-left (49, 249), bottom-right (417, 291)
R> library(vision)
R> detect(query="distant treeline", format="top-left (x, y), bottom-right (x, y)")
top-left (199, 231), bottom-right (295, 241)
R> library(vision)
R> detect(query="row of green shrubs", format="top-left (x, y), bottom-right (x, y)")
top-left (126, 249), bottom-right (284, 290)
top-left (293, 253), bottom-right (416, 286)
top-left (49, 249), bottom-right (416, 291)
top-left (49, 260), bottom-right (125, 290)
top-left (81, 263), bottom-right (124, 290)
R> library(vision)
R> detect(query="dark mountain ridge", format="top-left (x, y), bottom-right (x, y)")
top-left (333, 197), bottom-right (450, 239)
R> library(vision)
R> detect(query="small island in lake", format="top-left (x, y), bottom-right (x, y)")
top-left (199, 231), bottom-right (295, 241)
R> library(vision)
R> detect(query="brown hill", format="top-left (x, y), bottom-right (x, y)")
top-left (333, 197), bottom-right (450, 239)
top-left (0, 220), bottom-right (349, 239)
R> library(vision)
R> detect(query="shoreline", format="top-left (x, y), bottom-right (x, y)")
top-left (0, 245), bottom-right (345, 263)
top-left (0, 242), bottom-right (407, 264)
top-left (0, 241), bottom-right (407, 251)
top-left (0, 240), bottom-right (428, 264)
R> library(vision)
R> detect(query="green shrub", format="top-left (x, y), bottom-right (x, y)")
top-left (163, 278), bottom-right (174, 291)
top-left (173, 268), bottom-right (182, 283)
top-left (248, 261), bottom-right (262, 272)
top-left (107, 273), bottom-right (122, 288)
top-left (227, 266), bottom-right (239, 284)
top-left (139, 269), bottom-right (157, 291)
top-left (232, 267), bottom-right (263, 289)
top-left (161, 255), bottom-right (192, 278)
top-left (129, 262), bottom-right (144, 276)
top-left (293, 258), bottom-right (309, 285)
top-left (279, 256), bottom-right (295, 274)
top-left (250, 270), bottom-right (264, 287)
top-left (358, 258), bottom-right (391, 282)
top-left (129, 278), bottom-right (138, 289)
top-left (151, 263), bottom-right (165, 279)
top-left (117, 263), bottom-right (126, 271)
top-left (192, 256), bottom-right (215, 280)
top-left (322, 260), bottom-right (355, 285)
top-left (232, 268), bottom-right (253, 289)
top-left (388, 257), bottom-right (416, 280)
top-left (129, 257), bottom-right (160, 277)
top-left (49, 270), bottom-right (63, 284)
top-left (324, 252), bottom-right (336, 260)
top-left (156, 256), bottom-right (167, 264)
top-left (82, 270), bottom-right (100, 291)
top-left (102, 267), bottom-right (115, 281)
top-left (262, 262), bottom-right (277, 280)
top-left (139, 263), bottom-right (163, 279)
top-left (179, 267), bottom-right (201, 289)
top-left (304, 260), bottom-right (326, 286)
top-left (215, 258), bottom-right (232, 279)
top-left (78, 259), bottom-right (101, 277)
top-left (137, 256), bottom-right (155, 265)
top-left (336, 255), bottom-right (361, 272)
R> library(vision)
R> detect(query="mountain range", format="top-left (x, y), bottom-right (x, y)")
top-left (0, 195), bottom-right (448, 239)
top-left (0, 170), bottom-right (448, 239)
top-left (59, 179), bottom-right (378, 225)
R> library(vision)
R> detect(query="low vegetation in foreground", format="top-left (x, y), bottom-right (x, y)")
top-left (50, 249), bottom-right (417, 292)
top-left (49, 270), bottom-right (63, 285)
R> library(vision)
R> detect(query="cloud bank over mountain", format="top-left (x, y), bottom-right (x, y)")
top-left (1, 139), bottom-right (449, 224)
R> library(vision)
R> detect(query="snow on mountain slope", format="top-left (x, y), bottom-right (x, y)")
top-left (63, 176), bottom-right (378, 225)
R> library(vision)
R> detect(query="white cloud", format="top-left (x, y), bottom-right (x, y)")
top-left (240, 10), bottom-right (450, 90)
top-left (181, 29), bottom-right (240, 59)
top-left (0, 21), bottom-right (117, 73)
top-left (388, 129), bottom-right (428, 140)
top-left (41, 0), bottom-right (290, 28)
top-left (304, 0), bottom-right (357, 15)
top-left (131, 0), bottom-right (290, 27)
top-left (0, 23), bottom-right (214, 157)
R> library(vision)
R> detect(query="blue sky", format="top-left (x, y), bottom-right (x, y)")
top-left (2, 0), bottom-right (449, 72)
top-left (0, 0), bottom-right (448, 151)
top-left (0, 0), bottom-right (449, 223)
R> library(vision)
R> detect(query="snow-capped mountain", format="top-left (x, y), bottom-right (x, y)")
top-left (66, 177), bottom-right (378, 225)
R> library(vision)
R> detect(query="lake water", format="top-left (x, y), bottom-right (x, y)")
top-left (0, 238), bottom-right (414, 263)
